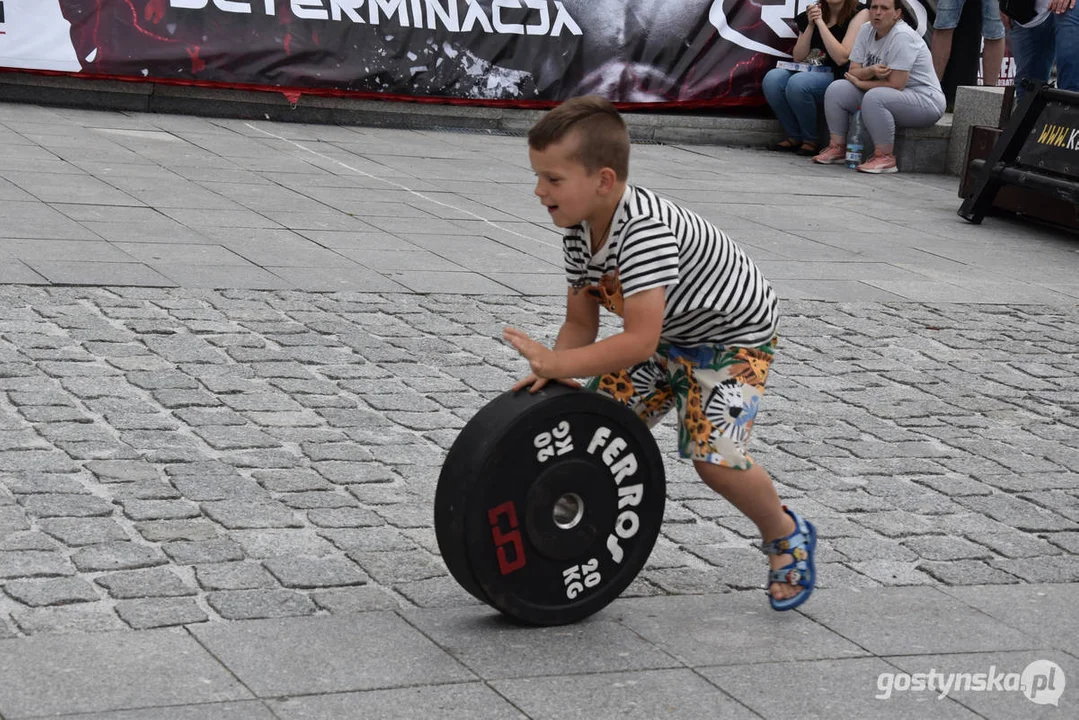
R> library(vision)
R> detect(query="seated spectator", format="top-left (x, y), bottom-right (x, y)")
top-left (931, 0), bottom-right (1006, 87)
top-left (1002, 0), bottom-right (1078, 94)
top-left (813, 0), bottom-right (946, 173)
top-left (763, 0), bottom-right (870, 155)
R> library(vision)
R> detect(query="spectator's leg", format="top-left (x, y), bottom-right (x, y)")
top-left (823, 79), bottom-right (861, 147)
top-left (931, 0), bottom-right (963, 79)
top-left (1052, 3), bottom-right (1079, 91)
top-left (931, 29), bottom-right (955, 79)
top-left (1010, 18), bottom-right (1055, 95)
top-left (784, 71), bottom-right (834, 146)
top-left (981, 39), bottom-right (1004, 87)
top-left (981, 0), bottom-right (1006, 86)
top-left (762, 69), bottom-right (801, 144)
top-left (860, 88), bottom-right (945, 156)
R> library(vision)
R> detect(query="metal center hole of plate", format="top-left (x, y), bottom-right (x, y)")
top-left (552, 493), bottom-right (584, 530)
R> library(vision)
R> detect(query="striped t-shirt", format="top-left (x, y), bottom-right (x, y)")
top-left (564, 185), bottom-right (778, 348)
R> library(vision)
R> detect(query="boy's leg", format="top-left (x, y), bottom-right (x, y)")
top-left (664, 342), bottom-right (810, 604)
top-left (694, 461), bottom-right (800, 601)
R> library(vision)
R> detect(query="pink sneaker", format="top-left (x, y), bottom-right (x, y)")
top-left (812, 143), bottom-right (846, 165)
top-left (857, 152), bottom-right (898, 174)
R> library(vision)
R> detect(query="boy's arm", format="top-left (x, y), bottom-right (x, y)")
top-left (505, 287), bottom-right (665, 380)
top-left (508, 285), bottom-right (599, 392)
top-left (553, 285), bottom-right (600, 351)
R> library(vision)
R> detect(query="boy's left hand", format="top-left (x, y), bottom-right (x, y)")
top-left (503, 327), bottom-right (560, 378)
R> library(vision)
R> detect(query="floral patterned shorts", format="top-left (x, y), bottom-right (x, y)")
top-left (587, 338), bottom-right (777, 470)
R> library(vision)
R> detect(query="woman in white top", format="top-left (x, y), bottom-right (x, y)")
top-left (762, 0), bottom-right (870, 156)
top-left (811, 0), bottom-right (945, 174)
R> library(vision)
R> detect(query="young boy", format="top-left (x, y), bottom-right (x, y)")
top-left (503, 96), bottom-right (817, 610)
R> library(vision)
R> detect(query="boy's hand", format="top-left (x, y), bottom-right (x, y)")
top-left (503, 327), bottom-right (560, 378)
top-left (503, 327), bottom-right (585, 393)
top-left (512, 374), bottom-right (582, 394)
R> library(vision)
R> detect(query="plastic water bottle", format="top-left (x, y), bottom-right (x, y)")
top-left (846, 109), bottom-right (864, 169)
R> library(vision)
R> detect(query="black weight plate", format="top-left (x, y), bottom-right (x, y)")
top-left (434, 390), bottom-right (507, 604)
top-left (435, 384), bottom-right (666, 626)
top-left (435, 385), bottom-right (580, 604)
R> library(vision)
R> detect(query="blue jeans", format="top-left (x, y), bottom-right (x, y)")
top-left (762, 68), bottom-right (834, 143)
top-left (1010, 5), bottom-right (1079, 94)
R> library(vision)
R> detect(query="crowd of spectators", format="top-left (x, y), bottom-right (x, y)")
top-left (764, 0), bottom-right (1078, 174)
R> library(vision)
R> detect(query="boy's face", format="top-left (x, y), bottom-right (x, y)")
top-left (529, 132), bottom-right (612, 229)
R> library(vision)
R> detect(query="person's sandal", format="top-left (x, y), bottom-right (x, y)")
top-left (797, 143), bottom-right (819, 157)
top-left (772, 139), bottom-right (799, 152)
top-left (761, 506), bottom-right (817, 611)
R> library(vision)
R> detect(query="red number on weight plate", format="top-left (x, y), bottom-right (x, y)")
top-left (488, 501), bottom-right (527, 575)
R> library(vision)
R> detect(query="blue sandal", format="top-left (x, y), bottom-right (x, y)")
top-left (761, 507), bottom-right (817, 611)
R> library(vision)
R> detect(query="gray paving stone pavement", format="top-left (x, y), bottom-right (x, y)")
top-left (0, 102), bottom-right (1076, 718)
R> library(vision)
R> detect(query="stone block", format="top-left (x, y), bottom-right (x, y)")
top-left (704, 657), bottom-right (979, 720)
top-left (271, 684), bottom-right (522, 720)
top-left (207, 590), bottom-right (317, 620)
top-left (115, 598), bottom-right (209, 630)
top-left (38, 518), bottom-right (129, 546)
top-left (196, 562), bottom-right (278, 591)
top-left (799, 587), bottom-right (1042, 656)
top-left (71, 542), bottom-right (168, 572)
top-left (262, 556), bottom-right (368, 589)
top-left (0, 550), bottom-right (75, 579)
top-left (3, 577), bottom-right (99, 607)
top-left (406, 605), bottom-right (675, 682)
top-left (948, 85), bottom-right (1006, 175)
top-left (163, 538), bottom-right (246, 565)
top-left (95, 568), bottom-right (198, 599)
top-left (497, 669), bottom-right (757, 720)
top-left (190, 613), bottom-right (472, 695)
top-left (616, 592), bottom-right (864, 668)
top-left (0, 628), bottom-right (249, 716)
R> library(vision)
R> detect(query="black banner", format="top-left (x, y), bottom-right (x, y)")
top-left (1, 0), bottom-right (935, 107)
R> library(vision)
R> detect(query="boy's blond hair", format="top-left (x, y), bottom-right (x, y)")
top-left (528, 95), bottom-right (630, 181)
